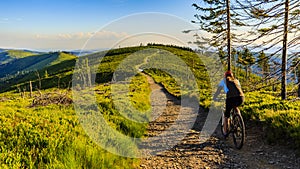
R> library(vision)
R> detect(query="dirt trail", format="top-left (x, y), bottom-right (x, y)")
top-left (138, 74), bottom-right (300, 169)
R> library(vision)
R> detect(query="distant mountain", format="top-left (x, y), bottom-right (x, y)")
top-left (0, 51), bottom-right (77, 92)
top-left (66, 49), bottom-right (106, 56)
top-left (0, 49), bottom-right (39, 65)
top-left (0, 51), bottom-right (76, 78)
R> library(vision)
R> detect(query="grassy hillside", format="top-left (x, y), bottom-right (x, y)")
top-left (0, 52), bottom-right (77, 92)
top-left (0, 45), bottom-right (211, 167)
top-left (0, 49), bottom-right (37, 65)
top-left (0, 85), bottom-right (146, 168)
top-left (0, 52), bottom-right (76, 77)
top-left (240, 91), bottom-right (300, 149)
top-left (0, 47), bottom-right (151, 167)
top-left (0, 45), bottom-right (299, 167)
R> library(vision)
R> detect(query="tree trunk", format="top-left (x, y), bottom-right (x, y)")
top-left (226, 0), bottom-right (231, 71)
top-left (298, 74), bottom-right (300, 97)
top-left (245, 66), bottom-right (248, 80)
top-left (29, 81), bottom-right (33, 98)
top-left (249, 66), bottom-right (252, 81)
top-left (281, 0), bottom-right (289, 100)
top-left (298, 84), bottom-right (300, 98)
top-left (35, 71), bottom-right (42, 90)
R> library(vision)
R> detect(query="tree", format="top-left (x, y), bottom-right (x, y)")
top-left (291, 57), bottom-right (300, 97)
top-left (241, 47), bottom-right (255, 81)
top-left (257, 51), bottom-right (270, 79)
top-left (218, 47), bottom-right (227, 65)
top-left (297, 62), bottom-right (300, 97)
top-left (236, 50), bottom-right (244, 78)
top-left (237, 0), bottom-right (300, 100)
top-left (192, 0), bottom-right (247, 71)
top-left (231, 48), bottom-right (238, 73)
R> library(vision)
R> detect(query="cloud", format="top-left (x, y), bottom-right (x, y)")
top-left (0, 18), bottom-right (9, 23)
top-left (36, 31), bottom-right (129, 40)
top-left (0, 17), bottom-right (23, 23)
top-left (93, 31), bottom-right (129, 39)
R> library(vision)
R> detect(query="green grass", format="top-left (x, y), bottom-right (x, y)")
top-left (94, 73), bottom-right (151, 136)
top-left (1, 44), bottom-right (300, 167)
top-left (142, 46), bottom-right (212, 108)
top-left (0, 52), bottom-right (77, 92)
top-left (0, 48), bottom-right (151, 167)
top-left (0, 50), bottom-right (37, 65)
top-left (240, 91), bottom-right (300, 149)
top-left (0, 77), bottom-right (149, 168)
top-left (6, 50), bottom-right (37, 58)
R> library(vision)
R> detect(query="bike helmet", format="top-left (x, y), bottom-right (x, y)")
top-left (224, 70), bottom-right (233, 77)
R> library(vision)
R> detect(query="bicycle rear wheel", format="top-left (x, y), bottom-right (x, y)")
top-left (232, 113), bottom-right (245, 149)
top-left (220, 113), bottom-right (226, 136)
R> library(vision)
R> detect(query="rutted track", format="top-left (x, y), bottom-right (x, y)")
top-left (138, 74), bottom-right (300, 169)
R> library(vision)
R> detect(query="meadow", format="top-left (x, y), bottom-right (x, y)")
top-left (0, 75), bottom-right (150, 168)
top-left (0, 45), bottom-right (299, 168)
top-left (240, 91), bottom-right (300, 148)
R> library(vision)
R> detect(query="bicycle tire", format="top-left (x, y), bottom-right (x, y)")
top-left (220, 113), bottom-right (226, 136)
top-left (232, 112), bottom-right (245, 149)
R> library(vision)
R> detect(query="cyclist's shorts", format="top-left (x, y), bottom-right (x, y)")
top-left (225, 96), bottom-right (244, 118)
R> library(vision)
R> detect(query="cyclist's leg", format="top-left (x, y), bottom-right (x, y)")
top-left (224, 98), bottom-right (233, 135)
top-left (233, 96), bottom-right (244, 113)
top-left (234, 106), bottom-right (239, 114)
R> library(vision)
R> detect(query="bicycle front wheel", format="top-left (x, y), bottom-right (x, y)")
top-left (232, 113), bottom-right (245, 149)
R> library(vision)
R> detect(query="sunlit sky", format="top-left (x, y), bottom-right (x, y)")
top-left (0, 0), bottom-right (200, 50)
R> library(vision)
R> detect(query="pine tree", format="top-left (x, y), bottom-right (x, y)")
top-left (236, 50), bottom-right (244, 78)
top-left (231, 48), bottom-right (238, 74)
top-left (257, 51), bottom-right (270, 79)
top-left (237, 0), bottom-right (300, 99)
top-left (218, 47), bottom-right (227, 65)
top-left (192, 0), bottom-right (247, 71)
top-left (241, 47), bottom-right (255, 81)
top-left (291, 57), bottom-right (300, 97)
top-left (298, 63), bottom-right (300, 97)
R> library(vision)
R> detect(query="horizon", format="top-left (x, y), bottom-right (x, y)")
top-left (0, 0), bottom-right (198, 50)
top-left (1, 1), bottom-right (298, 54)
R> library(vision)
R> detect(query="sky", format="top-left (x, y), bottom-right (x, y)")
top-left (0, 0), bottom-right (199, 50)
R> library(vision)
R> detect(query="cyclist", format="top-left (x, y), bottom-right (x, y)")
top-left (213, 70), bottom-right (244, 137)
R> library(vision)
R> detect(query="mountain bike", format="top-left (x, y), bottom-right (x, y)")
top-left (220, 107), bottom-right (245, 149)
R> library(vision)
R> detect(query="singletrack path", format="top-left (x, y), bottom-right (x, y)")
top-left (138, 74), bottom-right (299, 169)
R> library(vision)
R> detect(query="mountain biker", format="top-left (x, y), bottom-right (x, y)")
top-left (213, 70), bottom-right (244, 137)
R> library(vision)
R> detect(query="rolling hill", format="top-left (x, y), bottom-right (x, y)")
top-left (0, 45), bottom-right (213, 96)
top-left (0, 49), bottom-right (39, 65)
top-left (0, 45), bottom-right (299, 168)
top-left (0, 51), bottom-right (77, 92)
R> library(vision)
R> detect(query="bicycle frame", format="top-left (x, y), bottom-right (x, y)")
top-left (221, 106), bottom-right (245, 149)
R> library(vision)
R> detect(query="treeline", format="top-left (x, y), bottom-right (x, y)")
top-left (102, 43), bottom-right (194, 56)
top-left (146, 43), bottom-right (194, 52)
top-left (191, 0), bottom-right (300, 99)
top-left (216, 46), bottom-right (300, 96)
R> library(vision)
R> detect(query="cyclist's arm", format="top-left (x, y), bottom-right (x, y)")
top-left (213, 86), bottom-right (222, 100)
top-left (213, 79), bottom-right (228, 100)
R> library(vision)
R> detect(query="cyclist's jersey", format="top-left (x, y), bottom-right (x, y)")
top-left (218, 78), bottom-right (244, 98)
